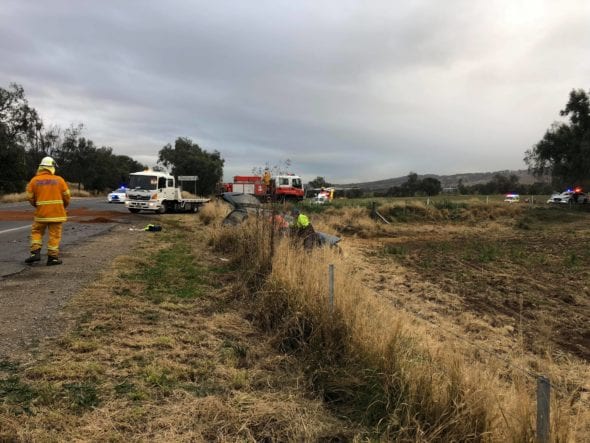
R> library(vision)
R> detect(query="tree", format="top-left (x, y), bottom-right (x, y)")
top-left (0, 83), bottom-right (42, 149)
top-left (54, 125), bottom-right (144, 192)
top-left (158, 137), bottom-right (224, 195)
top-left (525, 89), bottom-right (590, 188)
top-left (0, 83), bottom-right (44, 193)
top-left (343, 188), bottom-right (363, 198)
top-left (457, 178), bottom-right (467, 195)
top-left (486, 173), bottom-right (520, 194)
top-left (419, 177), bottom-right (442, 196)
top-left (56, 125), bottom-right (96, 191)
top-left (79, 148), bottom-right (144, 192)
top-left (399, 172), bottom-right (419, 196)
top-left (307, 176), bottom-right (331, 188)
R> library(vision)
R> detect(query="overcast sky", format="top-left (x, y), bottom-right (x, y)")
top-left (1, 0), bottom-right (589, 183)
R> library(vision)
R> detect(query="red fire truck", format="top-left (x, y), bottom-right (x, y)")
top-left (222, 173), bottom-right (304, 202)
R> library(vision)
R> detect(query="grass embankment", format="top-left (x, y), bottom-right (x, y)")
top-left (206, 199), bottom-right (587, 441)
top-left (0, 216), bottom-right (350, 441)
top-left (209, 206), bottom-right (495, 440)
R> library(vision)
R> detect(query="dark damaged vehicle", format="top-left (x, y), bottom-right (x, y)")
top-left (219, 192), bottom-right (341, 248)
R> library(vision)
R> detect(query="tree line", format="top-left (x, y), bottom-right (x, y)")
top-left (0, 83), bottom-right (224, 195)
top-left (0, 83), bottom-right (145, 194)
top-left (371, 172), bottom-right (551, 198)
top-left (309, 172), bottom-right (553, 199)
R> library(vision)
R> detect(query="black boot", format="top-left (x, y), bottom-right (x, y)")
top-left (25, 250), bottom-right (41, 264)
top-left (47, 256), bottom-right (62, 266)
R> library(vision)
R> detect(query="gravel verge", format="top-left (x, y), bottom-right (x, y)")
top-left (0, 224), bottom-right (137, 359)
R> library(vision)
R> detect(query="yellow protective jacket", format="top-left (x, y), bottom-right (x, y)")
top-left (295, 213), bottom-right (310, 229)
top-left (26, 169), bottom-right (71, 222)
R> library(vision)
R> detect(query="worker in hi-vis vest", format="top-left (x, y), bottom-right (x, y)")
top-left (290, 207), bottom-right (319, 249)
top-left (25, 156), bottom-right (71, 266)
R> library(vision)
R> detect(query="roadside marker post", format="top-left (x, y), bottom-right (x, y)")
top-left (328, 264), bottom-right (334, 313)
top-left (536, 376), bottom-right (550, 443)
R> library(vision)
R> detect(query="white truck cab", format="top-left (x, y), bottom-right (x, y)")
top-left (125, 170), bottom-right (209, 213)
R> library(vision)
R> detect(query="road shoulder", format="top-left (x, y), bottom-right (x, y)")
top-left (0, 224), bottom-right (138, 358)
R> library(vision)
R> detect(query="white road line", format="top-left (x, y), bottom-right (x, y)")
top-left (0, 225), bottom-right (31, 235)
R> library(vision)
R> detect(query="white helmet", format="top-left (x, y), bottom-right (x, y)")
top-left (39, 156), bottom-right (57, 167)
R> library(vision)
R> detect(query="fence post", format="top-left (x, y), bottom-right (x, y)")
top-left (537, 376), bottom-right (550, 443)
top-left (269, 204), bottom-right (276, 271)
top-left (328, 264), bottom-right (334, 313)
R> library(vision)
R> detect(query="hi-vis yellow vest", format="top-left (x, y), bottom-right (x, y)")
top-left (26, 170), bottom-right (71, 222)
top-left (295, 213), bottom-right (310, 229)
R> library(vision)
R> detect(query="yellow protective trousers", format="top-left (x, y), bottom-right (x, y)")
top-left (30, 221), bottom-right (63, 257)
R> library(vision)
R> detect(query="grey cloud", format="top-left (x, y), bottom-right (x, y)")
top-left (1, 0), bottom-right (588, 183)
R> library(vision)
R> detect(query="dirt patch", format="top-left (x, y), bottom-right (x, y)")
top-left (79, 216), bottom-right (119, 223)
top-left (342, 214), bottom-right (590, 362)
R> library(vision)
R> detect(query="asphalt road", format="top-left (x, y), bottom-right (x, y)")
top-left (0, 198), bottom-right (154, 278)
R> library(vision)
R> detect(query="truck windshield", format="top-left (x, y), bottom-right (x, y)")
top-left (129, 175), bottom-right (158, 190)
top-left (292, 178), bottom-right (302, 189)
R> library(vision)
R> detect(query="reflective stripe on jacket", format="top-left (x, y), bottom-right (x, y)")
top-left (26, 170), bottom-right (71, 222)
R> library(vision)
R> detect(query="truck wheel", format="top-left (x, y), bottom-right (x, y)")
top-left (128, 208), bottom-right (140, 214)
top-left (191, 204), bottom-right (199, 213)
top-left (157, 204), bottom-right (167, 214)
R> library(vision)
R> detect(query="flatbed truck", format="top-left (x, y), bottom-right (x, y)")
top-left (125, 170), bottom-right (209, 214)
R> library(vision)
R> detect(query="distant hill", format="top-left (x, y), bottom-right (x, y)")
top-left (338, 169), bottom-right (549, 191)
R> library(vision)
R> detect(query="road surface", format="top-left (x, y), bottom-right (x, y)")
top-left (0, 198), bottom-right (153, 278)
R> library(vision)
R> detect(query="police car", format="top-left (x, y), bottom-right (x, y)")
top-left (546, 189), bottom-right (588, 204)
top-left (107, 187), bottom-right (128, 203)
top-left (504, 194), bottom-right (520, 203)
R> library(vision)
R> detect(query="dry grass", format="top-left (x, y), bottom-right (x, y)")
top-left (0, 192), bottom-right (29, 203)
top-left (180, 190), bottom-right (209, 199)
top-left (2, 201), bottom-right (587, 441)
top-left (198, 199), bottom-right (231, 225)
top-left (0, 216), bottom-right (353, 441)
top-left (317, 201), bottom-right (527, 238)
top-left (208, 204), bottom-right (590, 441)
top-left (211, 221), bottom-right (495, 439)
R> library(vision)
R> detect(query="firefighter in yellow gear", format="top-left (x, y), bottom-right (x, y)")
top-left (24, 156), bottom-right (71, 266)
top-left (290, 208), bottom-right (319, 249)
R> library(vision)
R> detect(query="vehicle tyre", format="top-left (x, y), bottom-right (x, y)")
top-left (191, 204), bottom-right (199, 213)
top-left (128, 208), bottom-right (140, 214)
top-left (157, 204), bottom-right (167, 214)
